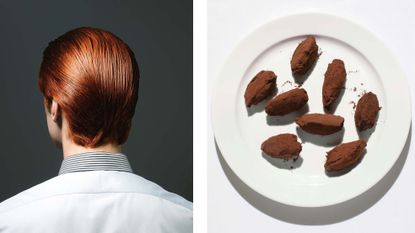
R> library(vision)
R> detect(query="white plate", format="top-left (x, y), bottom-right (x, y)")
top-left (211, 13), bottom-right (411, 207)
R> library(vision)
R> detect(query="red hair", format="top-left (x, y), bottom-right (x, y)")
top-left (38, 27), bottom-right (139, 147)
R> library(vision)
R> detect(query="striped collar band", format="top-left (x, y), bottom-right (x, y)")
top-left (58, 151), bottom-right (133, 175)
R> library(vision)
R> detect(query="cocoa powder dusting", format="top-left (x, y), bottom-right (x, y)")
top-left (244, 71), bottom-right (277, 107)
top-left (325, 140), bottom-right (367, 172)
top-left (295, 113), bottom-right (344, 135)
top-left (290, 36), bottom-right (319, 76)
top-left (265, 88), bottom-right (309, 116)
top-left (355, 92), bottom-right (380, 131)
top-left (322, 59), bottom-right (346, 109)
top-left (261, 134), bottom-right (302, 159)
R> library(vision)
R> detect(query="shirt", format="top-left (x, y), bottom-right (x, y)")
top-left (0, 151), bottom-right (192, 233)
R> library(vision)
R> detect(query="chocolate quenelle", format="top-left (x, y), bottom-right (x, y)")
top-left (261, 133), bottom-right (302, 160)
top-left (295, 113), bottom-right (344, 135)
top-left (323, 59), bottom-right (346, 109)
top-left (265, 88), bottom-right (308, 116)
top-left (244, 71), bottom-right (277, 107)
top-left (355, 92), bottom-right (380, 131)
top-left (325, 139), bottom-right (367, 172)
top-left (290, 36), bottom-right (319, 76)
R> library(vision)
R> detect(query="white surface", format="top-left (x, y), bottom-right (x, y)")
top-left (193, 0), bottom-right (208, 232)
top-left (211, 13), bottom-right (410, 207)
top-left (208, 0), bottom-right (415, 232)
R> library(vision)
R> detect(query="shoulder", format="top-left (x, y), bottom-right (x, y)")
top-left (0, 171), bottom-right (192, 214)
top-left (0, 175), bottom-right (64, 214)
top-left (123, 172), bottom-right (193, 211)
top-left (0, 172), bottom-right (192, 232)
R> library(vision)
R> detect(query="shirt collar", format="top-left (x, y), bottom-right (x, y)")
top-left (58, 151), bottom-right (133, 175)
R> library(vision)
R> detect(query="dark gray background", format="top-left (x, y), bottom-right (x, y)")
top-left (0, 0), bottom-right (192, 201)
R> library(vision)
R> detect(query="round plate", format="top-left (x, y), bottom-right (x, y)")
top-left (211, 13), bottom-right (411, 207)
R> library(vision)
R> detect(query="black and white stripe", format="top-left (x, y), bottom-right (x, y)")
top-left (59, 151), bottom-right (133, 175)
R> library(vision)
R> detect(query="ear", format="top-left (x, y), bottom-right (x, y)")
top-left (50, 100), bottom-right (61, 122)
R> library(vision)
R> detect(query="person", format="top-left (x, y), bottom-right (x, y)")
top-left (0, 27), bottom-right (192, 232)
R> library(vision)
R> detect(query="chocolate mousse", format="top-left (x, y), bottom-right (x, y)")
top-left (295, 113), bottom-right (344, 135)
top-left (290, 36), bottom-right (319, 76)
top-left (325, 139), bottom-right (367, 172)
top-left (244, 70), bottom-right (277, 107)
top-left (355, 92), bottom-right (380, 131)
top-left (265, 88), bottom-right (308, 116)
top-left (261, 133), bottom-right (302, 160)
top-left (323, 59), bottom-right (346, 109)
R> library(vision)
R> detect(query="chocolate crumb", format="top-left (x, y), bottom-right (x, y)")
top-left (358, 90), bottom-right (368, 98)
top-left (282, 80), bottom-right (293, 87)
top-left (349, 101), bottom-right (356, 109)
top-left (353, 87), bottom-right (357, 92)
top-left (358, 90), bottom-right (367, 98)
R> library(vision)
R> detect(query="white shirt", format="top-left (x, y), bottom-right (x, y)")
top-left (0, 152), bottom-right (192, 233)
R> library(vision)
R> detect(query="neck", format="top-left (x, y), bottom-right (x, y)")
top-left (62, 140), bottom-right (122, 158)
top-left (59, 118), bottom-right (122, 158)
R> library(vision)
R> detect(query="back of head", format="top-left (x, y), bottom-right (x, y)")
top-left (38, 27), bottom-right (140, 147)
